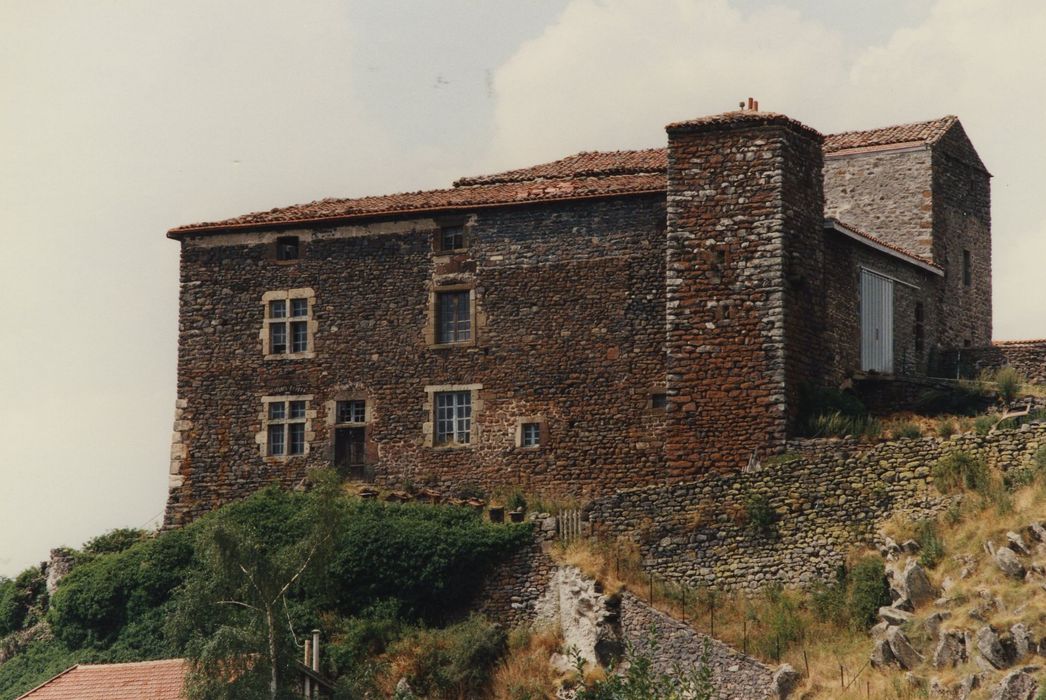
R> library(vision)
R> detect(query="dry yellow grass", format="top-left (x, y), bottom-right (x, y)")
top-left (490, 626), bottom-right (566, 700)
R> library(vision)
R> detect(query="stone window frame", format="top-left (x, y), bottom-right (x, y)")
top-left (260, 288), bottom-right (317, 360)
top-left (256, 394), bottom-right (316, 460)
top-left (432, 215), bottom-right (472, 254)
top-left (425, 282), bottom-right (477, 349)
top-left (645, 385), bottom-right (669, 413)
top-left (325, 390), bottom-right (373, 428)
top-left (515, 416), bottom-right (547, 450)
top-left (423, 384), bottom-right (482, 450)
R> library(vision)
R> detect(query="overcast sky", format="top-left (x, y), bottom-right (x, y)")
top-left (2, 0), bottom-right (1044, 577)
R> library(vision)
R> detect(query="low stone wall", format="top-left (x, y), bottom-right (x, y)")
top-left (475, 534), bottom-right (556, 628)
top-left (619, 593), bottom-right (777, 699)
top-left (586, 424), bottom-right (1046, 590)
top-left (937, 340), bottom-right (1046, 384)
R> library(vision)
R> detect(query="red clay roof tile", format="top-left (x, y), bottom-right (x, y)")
top-left (17, 659), bottom-right (188, 700)
top-left (169, 116), bottom-right (957, 236)
top-left (823, 116), bottom-right (957, 153)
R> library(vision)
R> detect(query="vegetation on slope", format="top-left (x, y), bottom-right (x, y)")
top-left (0, 471), bottom-right (531, 699)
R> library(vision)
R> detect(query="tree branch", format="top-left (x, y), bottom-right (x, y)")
top-left (216, 599), bottom-right (262, 614)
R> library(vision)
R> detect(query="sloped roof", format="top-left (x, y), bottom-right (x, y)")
top-left (169, 115), bottom-right (960, 236)
top-left (16, 659), bottom-right (187, 700)
top-left (825, 218), bottom-right (943, 275)
top-left (823, 116), bottom-right (957, 153)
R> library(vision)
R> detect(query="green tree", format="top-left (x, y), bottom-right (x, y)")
top-left (169, 476), bottom-right (344, 700)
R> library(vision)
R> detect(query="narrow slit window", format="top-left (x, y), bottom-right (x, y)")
top-left (914, 302), bottom-right (925, 354)
top-left (962, 249), bottom-right (972, 287)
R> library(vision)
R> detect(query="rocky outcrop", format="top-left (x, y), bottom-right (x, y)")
top-left (994, 547), bottom-right (1027, 579)
top-left (534, 566), bottom-right (620, 667)
top-left (990, 667), bottom-right (1039, 700)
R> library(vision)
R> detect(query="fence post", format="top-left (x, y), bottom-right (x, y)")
top-left (649, 573), bottom-right (654, 606)
top-left (742, 617), bottom-right (747, 656)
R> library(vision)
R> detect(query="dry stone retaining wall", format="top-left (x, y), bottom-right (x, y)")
top-left (586, 424), bottom-right (1046, 590)
top-left (619, 592), bottom-right (778, 699)
top-left (938, 340), bottom-right (1046, 385)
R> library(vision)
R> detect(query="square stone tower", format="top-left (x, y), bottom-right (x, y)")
top-left (664, 111), bottom-right (826, 475)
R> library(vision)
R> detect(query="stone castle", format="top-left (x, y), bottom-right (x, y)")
top-left (163, 106), bottom-right (994, 526)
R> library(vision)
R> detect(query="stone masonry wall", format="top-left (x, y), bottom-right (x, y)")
top-left (822, 234), bottom-right (940, 382)
top-left (475, 534), bottom-right (556, 628)
top-left (664, 114), bottom-right (825, 475)
top-left (586, 424), bottom-right (1046, 591)
top-left (166, 195), bottom-right (668, 526)
top-left (620, 593), bottom-right (777, 700)
top-left (824, 147), bottom-right (934, 260)
top-left (937, 340), bottom-right (1046, 385)
top-left (931, 123), bottom-right (992, 348)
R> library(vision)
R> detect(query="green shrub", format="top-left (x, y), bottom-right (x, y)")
top-left (507, 490), bottom-right (528, 512)
top-left (914, 520), bottom-right (945, 568)
top-left (0, 566), bottom-right (47, 637)
top-left (1004, 466), bottom-right (1037, 491)
top-left (745, 495), bottom-right (778, 536)
top-left (974, 414), bottom-right (999, 435)
top-left (849, 556), bottom-right (891, 629)
top-left (937, 419), bottom-right (957, 438)
top-left (395, 615), bottom-right (506, 699)
top-left (1035, 446), bottom-right (1046, 471)
top-left (82, 529), bottom-right (150, 556)
top-left (811, 566), bottom-right (848, 628)
top-left (573, 633), bottom-right (715, 700)
top-left (932, 451), bottom-right (989, 494)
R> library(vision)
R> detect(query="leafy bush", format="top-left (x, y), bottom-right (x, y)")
top-left (848, 556), bottom-right (891, 629)
top-left (393, 615), bottom-right (506, 699)
top-left (932, 451), bottom-right (989, 494)
top-left (0, 566), bottom-right (46, 637)
top-left (812, 558), bottom-right (890, 631)
top-left (753, 586), bottom-right (804, 659)
top-left (745, 495), bottom-right (778, 536)
top-left (1004, 466), bottom-right (1037, 491)
top-left (937, 419), bottom-right (957, 438)
top-left (974, 414), bottom-right (999, 436)
top-left (797, 386), bottom-right (877, 438)
top-left (0, 639), bottom-right (81, 700)
top-left (507, 490), bottom-right (528, 512)
top-left (1036, 446), bottom-right (1046, 471)
top-left (83, 528), bottom-right (150, 556)
top-left (915, 521), bottom-right (945, 568)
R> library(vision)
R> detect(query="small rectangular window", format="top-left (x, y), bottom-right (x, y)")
top-left (651, 393), bottom-right (668, 410)
top-left (435, 391), bottom-right (472, 445)
top-left (440, 225), bottom-right (466, 251)
top-left (962, 249), bottom-right (972, 287)
top-left (521, 422), bottom-right (541, 448)
top-left (337, 400), bottom-right (366, 424)
top-left (436, 291), bottom-right (472, 344)
top-left (276, 236), bottom-right (299, 261)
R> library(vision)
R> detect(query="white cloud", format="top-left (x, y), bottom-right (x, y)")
top-left (488, 0), bottom-right (1046, 339)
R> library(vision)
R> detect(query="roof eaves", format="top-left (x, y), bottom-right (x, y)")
top-left (15, 665), bottom-right (81, 699)
top-left (824, 218), bottom-right (944, 276)
top-left (167, 186), bottom-right (667, 239)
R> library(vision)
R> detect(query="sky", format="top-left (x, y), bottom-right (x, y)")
top-left (1, 0), bottom-right (1044, 577)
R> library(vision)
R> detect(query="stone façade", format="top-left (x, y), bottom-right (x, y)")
top-left (164, 109), bottom-right (993, 526)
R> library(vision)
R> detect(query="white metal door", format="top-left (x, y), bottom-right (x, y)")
top-left (860, 269), bottom-right (894, 373)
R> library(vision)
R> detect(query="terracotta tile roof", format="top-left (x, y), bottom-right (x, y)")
top-left (823, 116), bottom-right (957, 153)
top-left (825, 217), bottom-right (943, 274)
top-left (169, 172), bottom-right (666, 236)
top-left (17, 659), bottom-right (187, 700)
top-left (453, 149), bottom-right (667, 186)
top-left (169, 114), bottom-right (957, 237)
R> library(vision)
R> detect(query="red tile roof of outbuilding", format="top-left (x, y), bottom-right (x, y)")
top-left (168, 115), bottom-right (958, 237)
top-left (16, 659), bottom-right (187, 700)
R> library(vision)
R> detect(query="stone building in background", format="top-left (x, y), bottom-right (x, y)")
top-left (163, 107), bottom-right (991, 526)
